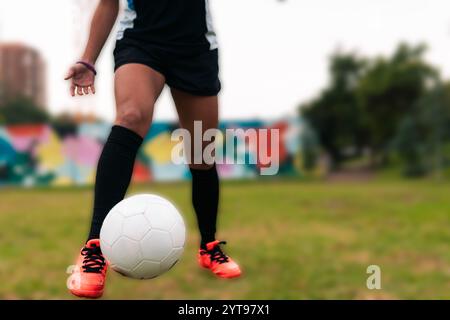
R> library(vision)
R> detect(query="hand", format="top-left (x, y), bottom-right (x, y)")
top-left (64, 63), bottom-right (96, 96)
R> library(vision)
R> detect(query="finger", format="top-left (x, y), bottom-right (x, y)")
top-left (83, 87), bottom-right (89, 95)
top-left (90, 85), bottom-right (96, 94)
top-left (64, 68), bottom-right (75, 80)
top-left (70, 84), bottom-right (76, 97)
top-left (77, 86), bottom-right (84, 96)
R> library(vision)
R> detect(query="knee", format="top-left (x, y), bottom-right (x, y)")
top-left (115, 104), bottom-right (152, 136)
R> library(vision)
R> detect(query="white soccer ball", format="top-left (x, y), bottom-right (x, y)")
top-left (100, 194), bottom-right (186, 279)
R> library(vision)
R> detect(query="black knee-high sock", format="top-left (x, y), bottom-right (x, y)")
top-left (87, 125), bottom-right (143, 240)
top-left (190, 165), bottom-right (219, 249)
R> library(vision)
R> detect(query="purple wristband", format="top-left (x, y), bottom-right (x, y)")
top-left (76, 61), bottom-right (97, 76)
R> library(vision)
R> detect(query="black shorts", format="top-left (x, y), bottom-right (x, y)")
top-left (113, 38), bottom-right (221, 96)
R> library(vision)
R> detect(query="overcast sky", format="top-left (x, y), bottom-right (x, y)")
top-left (0, 0), bottom-right (449, 121)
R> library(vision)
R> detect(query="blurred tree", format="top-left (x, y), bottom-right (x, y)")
top-left (50, 113), bottom-right (78, 137)
top-left (301, 43), bottom-right (443, 172)
top-left (392, 115), bottom-right (427, 177)
top-left (394, 83), bottom-right (450, 178)
top-left (0, 97), bottom-right (49, 125)
top-left (300, 121), bottom-right (320, 171)
top-left (356, 43), bottom-right (438, 166)
top-left (301, 52), bottom-right (366, 167)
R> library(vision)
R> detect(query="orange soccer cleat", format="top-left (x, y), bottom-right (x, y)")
top-left (198, 240), bottom-right (242, 279)
top-left (68, 239), bottom-right (108, 299)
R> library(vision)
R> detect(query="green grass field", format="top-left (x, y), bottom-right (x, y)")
top-left (0, 179), bottom-right (449, 299)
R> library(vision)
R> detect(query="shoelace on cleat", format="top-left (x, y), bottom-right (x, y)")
top-left (201, 241), bottom-right (230, 264)
top-left (81, 244), bottom-right (106, 273)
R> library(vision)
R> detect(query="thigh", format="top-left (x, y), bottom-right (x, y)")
top-left (165, 49), bottom-right (221, 97)
top-left (171, 88), bottom-right (219, 169)
top-left (114, 63), bottom-right (166, 137)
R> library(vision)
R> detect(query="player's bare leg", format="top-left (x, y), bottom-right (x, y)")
top-left (172, 89), bottom-right (242, 279)
top-left (68, 64), bottom-right (165, 298)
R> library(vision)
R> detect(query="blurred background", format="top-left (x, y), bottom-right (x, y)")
top-left (0, 0), bottom-right (450, 299)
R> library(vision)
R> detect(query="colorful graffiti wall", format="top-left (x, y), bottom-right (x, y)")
top-left (0, 118), bottom-right (304, 187)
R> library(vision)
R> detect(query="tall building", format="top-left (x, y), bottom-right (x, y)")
top-left (0, 43), bottom-right (46, 109)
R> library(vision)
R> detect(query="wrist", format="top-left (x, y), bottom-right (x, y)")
top-left (76, 60), bottom-right (97, 76)
top-left (80, 54), bottom-right (96, 65)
